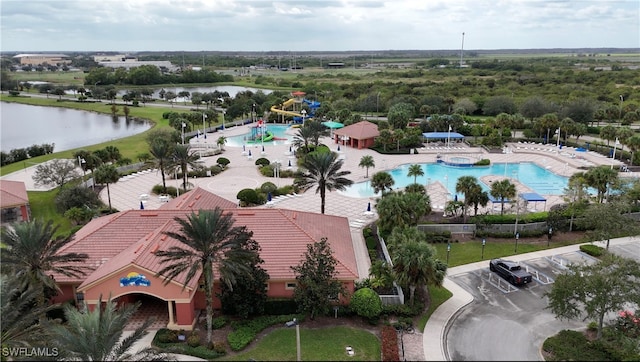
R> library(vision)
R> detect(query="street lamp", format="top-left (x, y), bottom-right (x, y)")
top-left (446, 243), bottom-right (451, 264)
top-left (514, 232), bottom-right (520, 253)
top-left (556, 127), bottom-right (561, 148)
top-left (611, 137), bottom-right (619, 170)
top-left (77, 156), bottom-right (86, 187)
top-left (285, 318), bottom-right (301, 361)
top-left (376, 92), bottom-right (380, 114)
top-left (301, 109), bottom-right (307, 125)
top-left (481, 238), bottom-right (486, 260)
top-left (202, 113), bottom-right (207, 139)
top-left (547, 227), bottom-right (553, 247)
top-left (274, 160), bottom-right (281, 187)
top-left (252, 103), bottom-right (256, 123)
top-left (181, 122), bottom-right (186, 145)
top-left (619, 95), bottom-right (624, 119)
top-left (221, 110), bottom-right (226, 132)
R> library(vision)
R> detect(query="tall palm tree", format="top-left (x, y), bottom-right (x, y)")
top-left (1, 274), bottom-right (55, 349)
top-left (170, 144), bottom-right (201, 191)
top-left (371, 171), bottom-right (395, 196)
top-left (49, 295), bottom-right (168, 361)
top-left (490, 179), bottom-right (516, 215)
top-left (216, 136), bottom-right (227, 151)
top-left (295, 152), bottom-right (353, 214)
top-left (466, 184), bottom-right (489, 217)
top-left (407, 164), bottom-right (424, 184)
top-left (626, 135), bottom-right (640, 166)
top-left (0, 219), bottom-right (90, 305)
top-left (94, 164), bottom-right (120, 210)
top-left (292, 125), bottom-right (315, 152)
top-left (455, 176), bottom-right (480, 222)
top-left (154, 208), bottom-right (258, 345)
top-left (149, 138), bottom-right (174, 192)
top-left (358, 155), bottom-right (375, 178)
top-left (564, 172), bottom-right (589, 231)
top-left (305, 120), bottom-right (330, 146)
top-left (392, 239), bottom-right (447, 305)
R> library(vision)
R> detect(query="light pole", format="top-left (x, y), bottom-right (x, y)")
top-left (481, 238), bottom-right (486, 260)
top-left (547, 227), bottom-right (553, 247)
top-left (181, 122), bottom-right (186, 145)
top-left (611, 137), bottom-right (619, 169)
top-left (619, 95), bottom-right (624, 120)
top-left (514, 232), bottom-right (520, 253)
top-left (252, 103), bottom-right (256, 123)
top-left (376, 92), bottom-right (380, 114)
top-left (556, 127), bottom-right (561, 148)
top-left (221, 110), bottom-right (226, 132)
top-left (274, 160), bottom-right (281, 187)
top-left (446, 243), bottom-right (451, 264)
top-left (285, 318), bottom-right (301, 361)
top-left (202, 113), bottom-right (207, 140)
top-left (301, 109), bottom-right (307, 125)
top-left (77, 156), bottom-right (86, 187)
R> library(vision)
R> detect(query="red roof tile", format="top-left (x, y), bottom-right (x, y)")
top-left (160, 186), bottom-right (237, 211)
top-left (334, 121), bottom-right (380, 140)
top-left (0, 180), bottom-right (29, 208)
top-left (57, 189), bottom-right (359, 291)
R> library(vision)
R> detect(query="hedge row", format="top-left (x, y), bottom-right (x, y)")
top-left (580, 244), bottom-right (605, 257)
top-left (381, 325), bottom-right (400, 361)
top-left (227, 314), bottom-right (303, 351)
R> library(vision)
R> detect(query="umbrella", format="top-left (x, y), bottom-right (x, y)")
top-left (454, 194), bottom-right (458, 202)
top-left (289, 146), bottom-right (293, 153)
top-left (140, 201), bottom-right (144, 210)
top-left (262, 145), bottom-right (265, 152)
top-left (243, 144), bottom-right (246, 152)
top-left (288, 159), bottom-right (292, 167)
top-left (337, 145), bottom-right (341, 151)
top-left (248, 150), bottom-right (252, 156)
top-left (267, 192), bottom-right (272, 202)
top-left (367, 202), bottom-right (371, 212)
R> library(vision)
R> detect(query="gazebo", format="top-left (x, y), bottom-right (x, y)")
top-left (333, 121), bottom-right (380, 149)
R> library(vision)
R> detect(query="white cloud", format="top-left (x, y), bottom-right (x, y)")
top-left (0, 0), bottom-right (638, 51)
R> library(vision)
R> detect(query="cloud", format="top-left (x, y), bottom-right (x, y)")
top-left (1, 0), bottom-right (638, 51)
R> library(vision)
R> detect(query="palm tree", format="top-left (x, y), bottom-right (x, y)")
top-left (94, 164), bottom-right (120, 210)
top-left (584, 166), bottom-right (619, 203)
top-left (371, 171), bottom-right (395, 196)
top-left (407, 164), bottom-right (424, 184)
top-left (626, 135), bottom-right (640, 166)
top-left (154, 208), bottom-right (258, 345)
top-left (490, 179), bottom-right (517, 215)
top-left (392, 239), bottom-right (447, 305)
top-left (564, 172), bottom-right (589, 232)
top-left (305, 120), bottom-right (330, 146)
top-left (295, 152), bottom-right (353, 214)
top-left (49, 295), bottom-right (168, 361)
top-left (0, 219), bottom-right (90, 305)
top-left (149, 138), bottom-right (174, 192)
top-left (216, 136), bottom-right (227, 151)
top-left (292, 125), bottom-right (315, 153)
top-left (455, 176), bottom-right (480, 222)
top-left (1, 274), bottom-right (55, 349)
top-left (358, 155), bottom-right (375, 178)
top-left (466, 184), bottom-right (489, 217)
top-left (170, 144), bottom-right (201, 191)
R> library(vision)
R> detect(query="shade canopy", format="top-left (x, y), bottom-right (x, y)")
top-left (422, 132), bottom-right (465, 139)
top-left (322, 121), bottom-right (345, 129)
top-left (520, 193), bottom-right (546, 202)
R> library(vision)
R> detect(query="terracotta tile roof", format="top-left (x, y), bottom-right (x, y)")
top-left (56, 189), bottom-right (359, 291)
top-left (334, 121), bottom-right (380, 140)
top-left (159, 186), bottom-right (237, 211)
top-left (0, 180), bottom-right (29, 208)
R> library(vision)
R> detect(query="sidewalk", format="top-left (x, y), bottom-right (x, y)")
top-left (422, 236), bottom-right (639, 361)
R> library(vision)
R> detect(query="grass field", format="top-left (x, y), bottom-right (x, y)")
top-left (27, 189), bottom-right (72, 236)
top-left (218, 326), bottom-right (380, 361)
top-left (11, 70), bottom-right (86, 85)
top-left (417, 285), bottom-right (453, 332)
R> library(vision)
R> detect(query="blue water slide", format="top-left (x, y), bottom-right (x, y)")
top-left (302, 99), bottom-right (321, 117)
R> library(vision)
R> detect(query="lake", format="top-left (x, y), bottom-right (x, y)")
top-left (1, 102), bottom-right (151, 152)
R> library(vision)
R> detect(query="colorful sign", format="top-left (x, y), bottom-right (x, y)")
top-left (119, 272), bottom-right (150, 287)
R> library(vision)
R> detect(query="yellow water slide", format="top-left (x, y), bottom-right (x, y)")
top-left (270, 98), bottom-right (302, 118)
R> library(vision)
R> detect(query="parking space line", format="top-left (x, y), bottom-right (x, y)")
top-left (471, 269), bottom-right (520, 294)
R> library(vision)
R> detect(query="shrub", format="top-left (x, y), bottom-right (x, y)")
top-left (263, 299), bottom-right (298, 315)
top-left (350, 288), bottom-right (383, 320)
top-left (209, 165), bottom-right (223, 176)
top-left (580, 244), bottom-right (605, 257)
top-left (212, 316), bottom-right (227, 329)
top-left (255, 157), bottom-right (270, 167)
top-left (187, 334), bottom-right (200, 348)
top-left (152, 184), bottom-right (178, 197)
top-left (155, 329), bottom-right (178, 344)
top-left (216, 157), bottom-right (230, 168)
top-left (212, 342), bottom-right (226, 354)
top-left (55, 185), bottom-right (102, 213)
top-left (237, 188), bottom-right (261, 206)
top-left (365, 236), bottom-right (377, 250)
top-left (474, 159), bottom-right (491, 166)
top-left (228, 314), bottom-right (301, 351)
top-left (381, 325), bottom-right (400, 361)
top-left (363, 227), bottom-right (373, 238)
top-left (382, 302), bottom-right (422, 317)
top-left (260, 182), bottom-right (277, 193)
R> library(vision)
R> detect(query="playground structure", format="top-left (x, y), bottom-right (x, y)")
top-left (270, 91), bottom-right (320, 124)
top-left (245, 119), bottom-right (281, 144)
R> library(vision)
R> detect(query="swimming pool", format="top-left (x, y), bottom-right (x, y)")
top-left (339, 162), bottom-right (569, 198)
top-left (225, 125), bottom-right (293, 147)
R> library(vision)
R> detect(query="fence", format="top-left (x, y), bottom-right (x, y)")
top-left (376, 227), bottom-right (405, 305)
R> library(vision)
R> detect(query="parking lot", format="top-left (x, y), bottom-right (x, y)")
top-left (444, 239), bottom-right (639, 361)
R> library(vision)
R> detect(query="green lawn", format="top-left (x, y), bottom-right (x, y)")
top-left (27, 189), bottom-right (72, 237)
top-left (418, 285), bottom-right (453, 332)
top-left (218, 326), bottom-right (380, 361)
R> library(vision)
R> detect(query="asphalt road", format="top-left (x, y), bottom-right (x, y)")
top-left (445, 239), bottom-right (640, 361)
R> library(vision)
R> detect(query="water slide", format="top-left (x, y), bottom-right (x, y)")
top-left (270, 98), bottom-right (302, 118)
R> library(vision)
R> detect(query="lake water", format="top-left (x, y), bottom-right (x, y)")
top-left (0, 102), bottom-right (151, 152)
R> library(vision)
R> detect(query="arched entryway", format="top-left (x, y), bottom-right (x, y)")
top-left (115, 293), bottom-right (169, 330)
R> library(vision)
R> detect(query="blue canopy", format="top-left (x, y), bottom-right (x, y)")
top-left (423, 132), bottom-right (465, 139)
top-left (520, 192), bottom-right (546, 202)
top-left (322, 121), bottom-right (344, 129)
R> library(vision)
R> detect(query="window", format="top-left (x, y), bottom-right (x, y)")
top-left (286, 282), bottom-right (297, 290)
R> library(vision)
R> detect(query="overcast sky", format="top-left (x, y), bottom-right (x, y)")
top-left (1, 0), bottom-right (638, 52)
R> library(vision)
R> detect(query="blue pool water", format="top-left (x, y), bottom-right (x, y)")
top-left (340, 162), bottom-right (569, 198)
top-left (225, 125), bottom-right (293, 147)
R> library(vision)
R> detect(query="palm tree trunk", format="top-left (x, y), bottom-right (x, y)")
top-left (182, 164), bottom-right (188, 192)
top-left (106, 183), bottom-right (112, 209)
top-left (409, 285), bottom-right (416, 305)
top-left (204, 265), bottom-right (214, 345)
top-left (320, 187), bottom-right (326, 214)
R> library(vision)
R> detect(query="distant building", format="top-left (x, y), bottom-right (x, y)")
top-left (13, 54), bottom-right (70, 66)
top-left (98, 59), bottom-right (178, 72)
top-left (92, 54), bottom-right (130, 62)
top-left (327, 62), bottom-right (345, 68)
